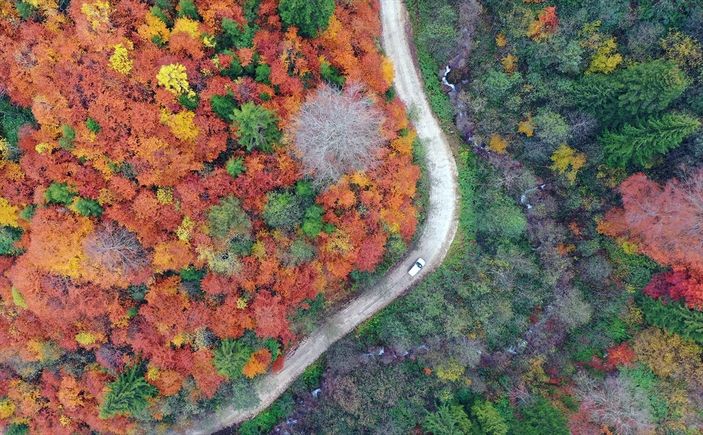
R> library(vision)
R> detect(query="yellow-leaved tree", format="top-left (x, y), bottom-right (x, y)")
top-left (550, 144), bottom-right (586, 183)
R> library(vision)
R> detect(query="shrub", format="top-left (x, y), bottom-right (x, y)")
top-left (0, 226), bottom-right (23, 256)
top-left (415, 45), bottom-right (454, 125)
top-left (214, 339), bottom-right (254, 379)
top-left (416, 5), bottom-right (459, 65)
top-left (207, 197), bottom-right (252, 240)
top-left (45, 182), bottom-right (76, 206)
top-left (263, 191), bottom-right (304, 230)
top-left (518, 397), bottom-right (569, 435)
top-left (472, 400), bottom-right (509, 435)
top-left (533, 109), bottom-right (570, 146)
top-left (73, 198), bottom-right (104, 217)
top-left (238, 394), bottom-right (294, 435)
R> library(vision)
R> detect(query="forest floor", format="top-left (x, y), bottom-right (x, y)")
top-left (178, 0), bottom-right (459, 432)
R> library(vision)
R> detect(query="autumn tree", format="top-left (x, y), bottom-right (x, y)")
top-left (0, 0), bottom-right (421, 429)
top-left (601, 170), bottom-right (703, 277)
top-left (632, 328), bottom-right (702, 380)
top-left (292, 84), bottom-right (385, 185)
top-left (550, 144), bottom-right (586, 183)
top-left (242, 348), bottom-right (272, 378)
top-left (643, 270), bottom-right (703, 311)
top-left (23, 208), bottom-right (93, 279)
top-left (278, 0), bottom-right (335, 38)
top-left (527, 6), bottom-right (558, 40)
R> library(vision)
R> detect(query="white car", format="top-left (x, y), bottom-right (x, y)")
top-left (408, 258), bottom-right (426, 277)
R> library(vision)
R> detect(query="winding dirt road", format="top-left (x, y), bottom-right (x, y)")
top-left (179, 1), bottom-right (458, 432)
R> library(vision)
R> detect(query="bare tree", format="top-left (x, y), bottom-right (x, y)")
top-left (574, 371), bottom-right (655, 435)
top-left (83, 222), bottom-right (148, 276)
top-left (551, 287), bottom-right (593, 331)
top-left (291, 83), bottom-right (385, 185)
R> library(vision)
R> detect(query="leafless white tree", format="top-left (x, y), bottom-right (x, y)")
top-left (83, 222), bottom-right (148, 276)
top-left (290, 83), bottom-right (385, 185)
top-left (682, 169), bottom-right (703, 236)
top-left (551, 287), bottom-right (593, 331)
top-left (574, 371), bottom-right (655, 435)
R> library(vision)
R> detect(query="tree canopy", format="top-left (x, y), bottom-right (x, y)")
top-left (279, 0), bottom-right (335, 38)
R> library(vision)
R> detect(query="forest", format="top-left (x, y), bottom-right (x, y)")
top-left (237, 0), bottom-right (703, 434)
top-left (0, 0), bottom-right (422, 432)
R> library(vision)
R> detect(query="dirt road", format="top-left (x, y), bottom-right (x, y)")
top-left (179, 1), bottom-right (459, 432)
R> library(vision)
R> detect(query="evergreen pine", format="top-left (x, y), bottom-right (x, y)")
top-left (601, 113), bottom-right (700, 167)
top-left (574, 60), bottom-right (689, 125)
top-left (278, 0), bottom-right (335, 38)
top-left (100, 364), bottom-right (158, 419)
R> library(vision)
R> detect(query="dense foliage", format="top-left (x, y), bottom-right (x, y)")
top-left (278, 0), bottom-right (335, 38)
top-left (0, 0), bottom-right (420, 432)
top-left (252, 0), bottom-right (703, 433)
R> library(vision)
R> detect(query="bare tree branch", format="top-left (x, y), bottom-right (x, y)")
top-left (291, 83), bottom-right (385, 185)
top-left (83, 222), bottom-right (148, 276)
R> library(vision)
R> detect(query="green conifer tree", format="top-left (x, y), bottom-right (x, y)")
top-left (601, 113), bottom-right (700, 167)
top-left (278, 0), bottom-right (335, 38)
top-left (574, 60), bottom-right (689, 125)
top-left (100, 364), bottom-right (158, 419)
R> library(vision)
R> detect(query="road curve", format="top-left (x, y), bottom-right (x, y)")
top-left (178, 1), bottom-right (459, 432)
